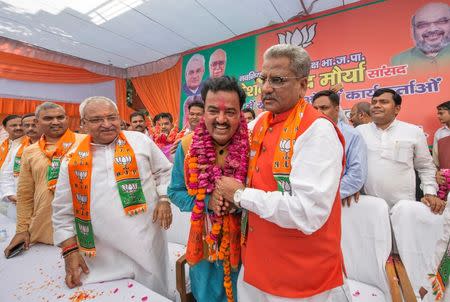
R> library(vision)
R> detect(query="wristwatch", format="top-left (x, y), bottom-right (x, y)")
top-left (233, 189), bottom-right (244, 208)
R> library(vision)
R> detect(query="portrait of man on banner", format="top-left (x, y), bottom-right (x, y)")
top-left (209, 48), bottom-right (227, 79)
top-left (182, 53), bottom-right (206, 97)
top-left (391, 2), bottom-right (450, 72)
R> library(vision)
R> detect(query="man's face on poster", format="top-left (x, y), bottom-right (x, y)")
top-left (413, 3), bottom-right (450, 54)
top-left (209, 50), bottom-right (227, 78)
top-left (186, 59), bottom-right (205, 91)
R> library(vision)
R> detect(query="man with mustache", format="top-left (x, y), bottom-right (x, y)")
top-left (4, 103), bottom-right (85, 257)
top-left (168, 76), bottom-right (249, 301)
top-left (392, 2), bottom-right (450, 73)
top-left (52, 96), bottom-right (172, 292)
top-left (151, 113), bottom-right (178, 161)
top-left (217, 44), bottom-right (349, 301)
top-left (129, 111), bottom-right (148, 134)
top-left (0, 115), bottom-right (24, 171)
top-left (0, 113), bottom-right (42, 220)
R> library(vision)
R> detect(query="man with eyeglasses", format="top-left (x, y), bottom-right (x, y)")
top-left (216, 44), bottom-right (350, 301)
top-left (392, 2), bottom-right (450, 72)
top-left (4, 102), bottom-right (85, 257)
top-left (0, 113), bottom-right (42, 221)
top-left (209, 49), bottom-right (227, 79)
top-left (52, 96), bottom-right (172, 294)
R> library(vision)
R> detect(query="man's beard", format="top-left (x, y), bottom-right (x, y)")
top-left (415, 30), bottom-right (450, 54)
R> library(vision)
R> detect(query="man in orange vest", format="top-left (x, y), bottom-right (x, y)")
top-left (217, 44), bottom-right (350, 301)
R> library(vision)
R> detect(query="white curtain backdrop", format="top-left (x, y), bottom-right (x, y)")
top-left (0, 78), bottom-right (117, 104)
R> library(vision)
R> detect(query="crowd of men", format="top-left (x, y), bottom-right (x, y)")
top-left (0, 43), bottom-right (449, 302)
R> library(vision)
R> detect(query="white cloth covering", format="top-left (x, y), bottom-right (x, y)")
top-left (241, 118), bottom-right (343, 235)
top-left (391, 200), bottom-right (445, 296)
top-left (52, 131), bottom-right (172, 297)
top-left (357, 120), bottom-right (438, 207)
top-left (341, 195), bottom-right (391, 299)
top-left (238, 266), bottom-right (352, 302)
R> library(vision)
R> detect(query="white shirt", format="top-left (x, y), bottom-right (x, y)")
top-left (241, 118), bottom-right (344, 235)
top-left (357, 120), bottom-right (438, 207)
top-left (0, 137), bottom-right (26, 202)
top-left (432, 125), bottom-right (450, 167)
top-left (52, 131), bottom-right (172, 294)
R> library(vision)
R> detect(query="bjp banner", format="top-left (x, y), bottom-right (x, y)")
top-left (179, 0), bottom-right (449, 143)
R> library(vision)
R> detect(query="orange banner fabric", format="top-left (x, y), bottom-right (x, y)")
top-left (132, 59), bottom-right (182, 120)
top-left (0, 98), bottom-right (81, 131)
top-left (0, 52), bottom-right (114, 84)
top-left (115, 79), bottom-right (134, 120)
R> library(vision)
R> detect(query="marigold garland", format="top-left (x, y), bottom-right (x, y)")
top-left (186, 113), bottom-right (249, 302)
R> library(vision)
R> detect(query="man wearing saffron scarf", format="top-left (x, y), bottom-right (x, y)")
top-left (52, 96), bottom-right (172, 294)
top-left (0, 113), bottom-right (42, 220)
top-left (168, 76), bottom-right (249, 302)
top-left (4, 102), bottom-right (84, 257)
top-left (0, 115), bottom-right (24, 171)
top-left (217, 44), bottom-right (350, 301)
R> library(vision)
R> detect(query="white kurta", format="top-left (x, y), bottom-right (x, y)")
top-left (241, 119), bottom-right (350, 301)
top-left (52, 131), bottom-right (172, 297)
top-left (0, 136), bottom-right (25, 220)
top-left (358, 120), bottom-right (443, 296)
top-left (357, 120), bottom-right (437, 207)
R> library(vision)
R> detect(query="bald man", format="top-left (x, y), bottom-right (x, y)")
top-left (349, 102), bottom-right (372, 127)
top-left (209, 49), bottom-right (227, 78)
top-left (392, 2), bottom-right (450, 72)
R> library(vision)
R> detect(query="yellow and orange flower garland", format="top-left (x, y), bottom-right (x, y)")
top-left (185, 114), bottom-right (249, 302)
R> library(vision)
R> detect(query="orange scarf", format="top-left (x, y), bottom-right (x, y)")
top-left (0, 138), bottom-right (10, 169)
top-left (13, 136), bottom-right (31, 177)
top-left (38, 129), bottom-right (76, 191)
top-left (68, 132), bottom-right (147, 256)
top-left (242, 100), bottom-right (307, 243)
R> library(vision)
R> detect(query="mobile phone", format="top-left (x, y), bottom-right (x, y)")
top-left (6, 242), bottom-right (25, 259)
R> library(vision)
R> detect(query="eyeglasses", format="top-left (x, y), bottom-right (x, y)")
top-left (255, 76), bottom-right (303, 88)
top-left (414, 18), bottom-right (449, 30)
top-left (84, 115), bottom-right (119, 125)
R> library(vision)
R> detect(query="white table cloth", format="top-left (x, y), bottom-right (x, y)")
top-left (0, 214), bottom-right (171, 302)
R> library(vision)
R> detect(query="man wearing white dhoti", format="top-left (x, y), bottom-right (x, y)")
top-left (357, 88), bottom-right (445, 295)
top-left (52, 96), bottom-right (173, 296)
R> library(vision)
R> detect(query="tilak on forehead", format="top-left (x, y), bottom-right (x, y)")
top-left (218, 98), bottom-right (226, 111)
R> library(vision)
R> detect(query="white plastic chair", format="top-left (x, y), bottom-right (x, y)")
top-left (166, 205), bottom-right (192, 302)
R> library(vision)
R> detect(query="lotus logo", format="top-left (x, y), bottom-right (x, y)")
top-left (75, 170), bottom-right (88, 180)
top-left (250, 150), bottom-right (256, 158)
top-left (115, 155), bottom-right (132, 166)
top-left (277, 24), bottom-right (317, 48)
top-left (116, 139), bottom-right (126, 147)
top-left (76, 193), bottom-right (87, 204)
top-left (279, 139), bottom-right (291, 153)
top-left (63, 142), bottom-right (72, 149)
top-left (278, 179), bottom-right (292, 194)
top-left (121, 183), bottom-right (138, 193)
top-left (79, 224), bottom-right (90, 235)
top-left (78, 151), bottom-right (89, 159)
top-left (51, 160), bottom-right (60, 169)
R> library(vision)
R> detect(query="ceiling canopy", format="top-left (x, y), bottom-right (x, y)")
top-left (0, 0), bottom-right (360, 68)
